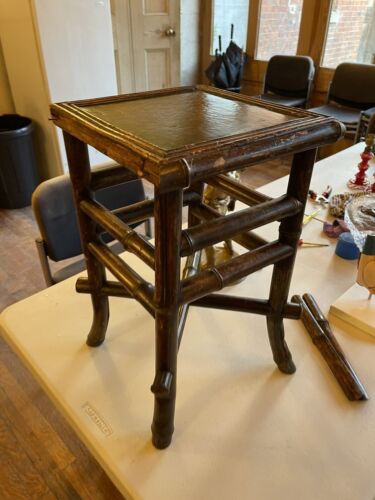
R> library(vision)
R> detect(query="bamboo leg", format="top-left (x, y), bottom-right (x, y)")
top-left (267, 149), bottom-right (317, 374)
top-left (151, 188), bottom-right (182, 449)
top-left (63, 132), bottom-right (109, 347)
top-left (178, 182), bottom-right (205, 348)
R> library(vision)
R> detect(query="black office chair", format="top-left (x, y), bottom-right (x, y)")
top-left (310, 62), bottom-right (375, 138)
top-left (367, 112), bottom-right (375, 136)
top-left (32, 164), bottom-right (152, 286)
top-left (258, 55), bottom-right (315, 108)
top-left (355, 107), bottom-right (375, 143)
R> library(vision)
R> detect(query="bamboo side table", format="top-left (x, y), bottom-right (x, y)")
top-left (51, 86), bottom-right (343, 449)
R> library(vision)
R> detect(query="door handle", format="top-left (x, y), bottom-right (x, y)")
top-left (165, 27), bottom-right (176, 37)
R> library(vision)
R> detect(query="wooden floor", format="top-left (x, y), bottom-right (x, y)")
top-left (0, 157), bottom-right (290, 499)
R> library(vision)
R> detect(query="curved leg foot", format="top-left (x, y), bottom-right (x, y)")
top-left (86, 294), bottom-right (109, 347)
top-left (267, 316), bottom-right (296, 374)
top-left (151, 396), bottom-right (175, 449)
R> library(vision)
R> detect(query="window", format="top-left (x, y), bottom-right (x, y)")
top-left (211, 0), bottom-right (250, 54)
top-left (322, 0), bottom-right (375, 68)
top-left (256, 0), bottom-right (303, 60)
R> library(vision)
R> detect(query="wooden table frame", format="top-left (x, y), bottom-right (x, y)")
top-left (51, 85), bottom-right (343, 448)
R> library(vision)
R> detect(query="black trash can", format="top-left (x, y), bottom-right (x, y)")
top-left (0, 114), bottom-right (39, 208)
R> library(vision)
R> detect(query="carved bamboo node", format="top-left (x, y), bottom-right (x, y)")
top-left (181, 157), bottom-right (193, 189)
top-left (209, 266), bottom-right (225, 289)
top-left (151, 371), bottom-right (173, 399)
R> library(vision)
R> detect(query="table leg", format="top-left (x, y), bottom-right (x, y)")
top-left (151, 188), bottom-right (182, 449)
top-left (267, 149), bottom-right (316, 373)
top-left (63, 132), bottom-right (109, 347)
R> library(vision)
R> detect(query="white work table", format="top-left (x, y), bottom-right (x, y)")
top-left (1, 143), bottom-right (375, 499)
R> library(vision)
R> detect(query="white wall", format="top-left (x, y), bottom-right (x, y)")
top-left (0, 40), bottom-right (15, 114)
top-left (33, 0), bottom-right (118, 171)
top-left (180, 0), bottom-right (200, 85)
top-left (0, 0), bottom-right (118, 179)
top-left (0, 0), bottom-right (63, 179)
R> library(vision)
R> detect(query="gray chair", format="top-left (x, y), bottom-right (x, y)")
top-left (32, 164), bottom-right (151, 286)
top-left (310, 62), bottom-right (375, 138)
top-left (367, 112), bottom-right (375, 136)
top-left (258, 55), bottom-right (315, 108)
top-left (355, 107), bottom-right (375, 143)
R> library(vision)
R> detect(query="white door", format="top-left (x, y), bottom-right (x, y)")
top-left (111, 0), bottom-right (180, 93)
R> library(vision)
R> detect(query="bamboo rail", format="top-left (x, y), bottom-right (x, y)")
top-left (90, 163), bottom-right (138, 191)
top-left (88, 242), bottom-right (155, 316)
top-left (177, 251), bottom-right (202, 348)
top-left (206, 174), bottom-right (271, 206)
top-left (80, 199), bottom-right (155, 269)
top-left (181, 241), bottom-right (294, 304)
top-left (76, 278), bottom-right (133, 298)
top-left (181, 195), bottom-right (302, 256)
top-left (191, 203), bottom-right (268, 250)
top-left (192, 294), bottom-right (301, 319)
top-left (112, 190), bottom-right (200, 226)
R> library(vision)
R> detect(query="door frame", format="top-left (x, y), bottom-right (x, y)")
top-left (111, 0), bottom-right (135, 93)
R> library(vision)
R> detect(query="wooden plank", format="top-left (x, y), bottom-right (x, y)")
top-left (0, 338), bottom-right (123, 499)
top-left (0, 412), bottom-right (52, 499)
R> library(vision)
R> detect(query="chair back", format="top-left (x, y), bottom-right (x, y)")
top-left (329, 63), bottom-right (375, 109)
top-left (367, 112), bottom-right (375, 135)
top-left (264, 55), bottom-right (315, 98)
top-left (32, 169), bottom-right (146, 262)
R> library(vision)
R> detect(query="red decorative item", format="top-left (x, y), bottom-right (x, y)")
top-left (347, 147), bottom-right (374, 190)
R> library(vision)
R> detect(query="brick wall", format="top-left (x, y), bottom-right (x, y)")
top-left (256, 0), bottom-right (303, 60)
top-left (322, 0), bottom-right (374, 67)
top-left (255, 0), bottom-right (374, 65)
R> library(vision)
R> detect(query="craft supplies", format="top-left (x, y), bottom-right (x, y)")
top-left (323, 219), bottom-right (349, 238)
top-left (298, 239), bottom-right (329, 248)
top-left (329, 191), bottom-right (365, 218)
top-left (345, 194), bottom-right (375, 251)
top-left (303, 208), bottom-right (323, 225)
top-left (308, 185), bottom-right (332, 204)
top-left (335, 232), bottom-right (360, 260)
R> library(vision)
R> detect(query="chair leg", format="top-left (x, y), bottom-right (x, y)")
top-left (63, 132), bottom-right (109, 347)
top-left (151, 188), bottom-right (182, 449)
top-left (35, 238), bottom-right (55, 287)
top-left (144, 218), bottom-right (152, 239)
top-left (267, 148), bottom-right (317, 374)
top-left (267, 272), bottom-right (296, 374)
